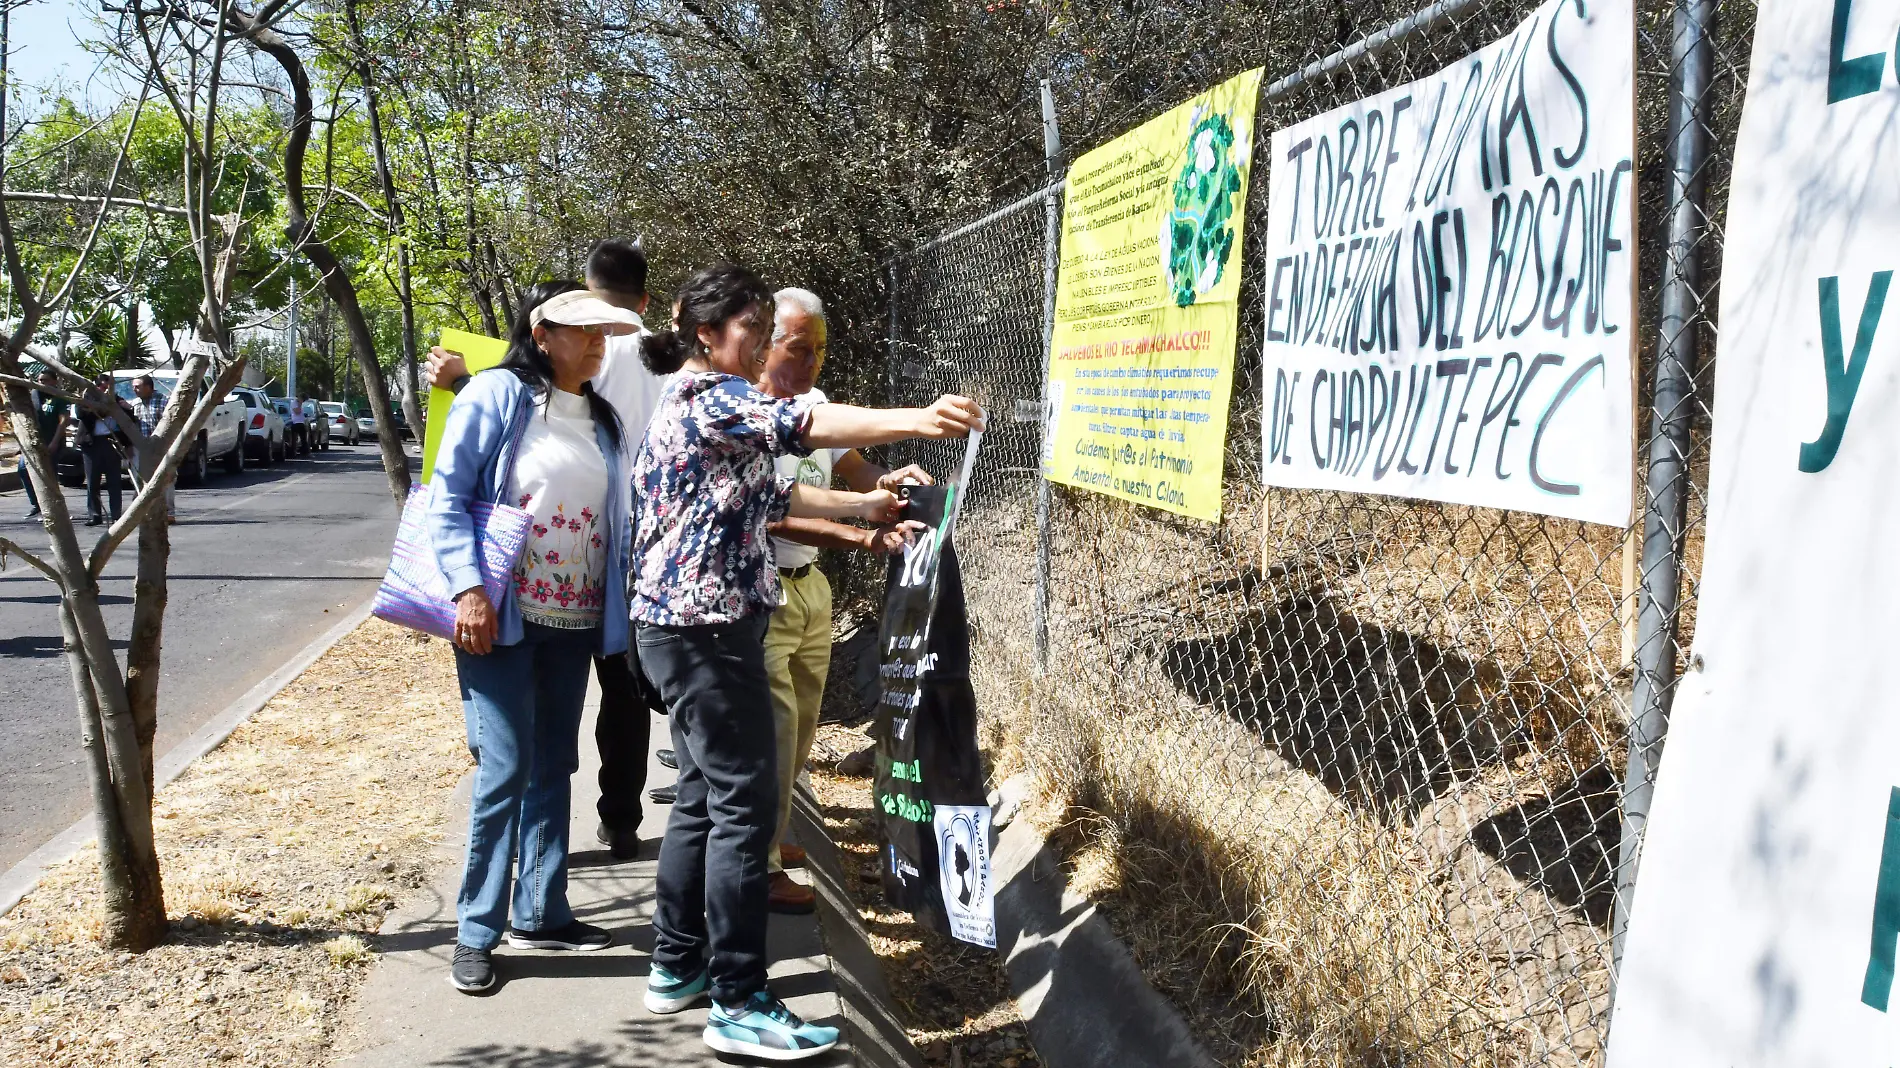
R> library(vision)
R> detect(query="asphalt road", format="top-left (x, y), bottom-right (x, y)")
top-left (0, 442), bottom-right (411, 872)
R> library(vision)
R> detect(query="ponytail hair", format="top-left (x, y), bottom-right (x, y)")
top-left (500, 279), bottom-right (623, 451)
top-left (643, 262), bottom-right (774, 375)
top-left (639, 328), bottom-right (693, 376)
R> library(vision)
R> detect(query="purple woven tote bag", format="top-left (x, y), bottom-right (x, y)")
top-left (372, 414), bottom-right (532, 640)
top-left (371, 487), bottom-right (532, 640)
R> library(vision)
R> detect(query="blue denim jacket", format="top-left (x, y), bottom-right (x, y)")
top-left (428, 369), bottom-right (630, 655)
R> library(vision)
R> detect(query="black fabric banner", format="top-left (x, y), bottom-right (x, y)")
top-left (872, 437), bottom-right (995, 945)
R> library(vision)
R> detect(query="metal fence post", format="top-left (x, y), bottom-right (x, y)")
top-left (1033, 79), bottom-right (1062, 675)
top-left (1612, 0), bottom-right (1718, 977)
top-left (887, 261), bottom-right (901, 408)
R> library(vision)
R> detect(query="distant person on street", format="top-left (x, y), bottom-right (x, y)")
top-left (17, 369), bottom-right (61, 520)
top-left (284, 392), bottom-right (307, 455)
top-left (298, 392), bottom-right (320, 448)
top-left (427, 280), bottom-right (642, 995)
top-left (755, 287), bottom-right (931, 915)
top-left (71, 373), bottom-right (128, 526)
top-left (128, 374), bottom-right (178, 523)
top-left (631, 262), bottom-right (982, 1061)
top-left (429, 237), bottom-right (670, 862)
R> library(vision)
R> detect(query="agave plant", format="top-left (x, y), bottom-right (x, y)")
top-left (77, 308), bottom-right (159, 375)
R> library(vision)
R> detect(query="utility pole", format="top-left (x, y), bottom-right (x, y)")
top-left (285, 281), bottom-right (298, 398)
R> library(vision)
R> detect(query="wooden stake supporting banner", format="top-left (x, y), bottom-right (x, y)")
top-left (1260, 487), bottom-right (1274, 575)
top-left (1620, 517), bottom-right (1640, 669)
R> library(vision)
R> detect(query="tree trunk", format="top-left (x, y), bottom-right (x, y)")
top-left (470, 268), bottom-right (501, 336)
top-left (125, 299), bottom-right (141, 364)
top-left (7, 399), bottom-right (168, 948)
top-left (347, 0), bottom-right (426, 439)
top-left (236, 13), bottom-right (410, 505)
top-left (486, 239), bottom-right (518, 326)
top-left (58, 599), bottom-right (162, 949)
top-left (396, 252), bottom-right (424, 433)
top-left (312, 242), bottom-right (411, 502)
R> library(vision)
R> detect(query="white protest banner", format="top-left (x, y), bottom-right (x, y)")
top-left (1607, 1), bottom-right (1900, 1063)
top-left (1259, 0), bottom-right (1635, 526)
top-left (934, 805), bottom-right (997, 949)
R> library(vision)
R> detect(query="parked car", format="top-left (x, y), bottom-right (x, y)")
top-left (112, 369), bottom-right (246, 483)
top-left (230, 386), bottom-right (286, 465)
top-left (349, 405), bottom-right (413, 442)
top-left (321, 401), bottom-right (360, 445)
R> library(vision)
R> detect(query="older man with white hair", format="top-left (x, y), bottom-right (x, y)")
top-left (758, 286), bottom-right (931, 913)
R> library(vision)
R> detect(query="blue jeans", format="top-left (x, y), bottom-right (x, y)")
top-left (17, 456), bottom-right (38, 513)
top-left (453, 620), bottom-right (598, 949)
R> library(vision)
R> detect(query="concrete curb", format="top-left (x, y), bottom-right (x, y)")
top-left (0, 599), bottom-right (377, 918)
top-left (792, 784), bottom-right (927, 1068)
top-left (992, 774), bottom-right (1220, 1068)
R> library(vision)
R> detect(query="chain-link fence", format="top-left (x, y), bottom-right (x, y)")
top-left (884, 0), bottom-right (1747, 1063)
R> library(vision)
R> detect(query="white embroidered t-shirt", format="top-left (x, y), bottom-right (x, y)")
top-left (507, 389), bottom-right (609, 629)
top-left (769, 388), bottom-right (851, 570)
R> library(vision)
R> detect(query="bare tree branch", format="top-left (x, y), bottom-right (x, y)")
top-left (0, 535), bottom-right (62, 583)
top-left (0, 190), bottom-right (190, 218)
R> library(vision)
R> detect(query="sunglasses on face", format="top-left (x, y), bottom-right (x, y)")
top-left (556, 322), bottom-right (633, 338)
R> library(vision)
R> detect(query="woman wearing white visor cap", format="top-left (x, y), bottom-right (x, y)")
top-left (427, 280), bottom-right (641, 994)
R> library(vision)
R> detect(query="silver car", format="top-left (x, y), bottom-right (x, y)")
top-left (320, 401), bottom-right (360, 446)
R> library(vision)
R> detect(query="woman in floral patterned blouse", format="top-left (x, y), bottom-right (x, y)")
top-left (631, 263), bottom-right (981, 1060)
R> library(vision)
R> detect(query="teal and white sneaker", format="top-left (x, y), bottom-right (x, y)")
top-left (643, 962), bottom-right (710, 1015)
top-left (703, 990), bottom-right (839, 1061)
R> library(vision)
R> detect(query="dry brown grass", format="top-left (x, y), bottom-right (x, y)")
top-left (0, 617), bottom-right (467, 1067)
top-left (947, 475), bottom-right (1663, 1066)
top-left (806, 725), bottom-right (1041, 1068)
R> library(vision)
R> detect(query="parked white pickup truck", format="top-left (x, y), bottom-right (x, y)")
top-left (110, 368), bottom-right (248, 482)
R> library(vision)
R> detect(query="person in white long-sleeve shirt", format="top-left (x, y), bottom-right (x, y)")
top-left (428, 237), bottom-right (671, 861)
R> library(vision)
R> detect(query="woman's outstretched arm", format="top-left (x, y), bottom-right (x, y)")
top-left (786, 483), bottom-right (905, 523)
top-left (801, 395), bottom-right (984, 450)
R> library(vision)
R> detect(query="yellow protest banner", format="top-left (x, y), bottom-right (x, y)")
top-left (419, 327), bottom-right (508, 486)
top-left (1043, 67), bottom-right (1262, 522)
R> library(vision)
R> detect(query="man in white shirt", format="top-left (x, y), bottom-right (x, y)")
top-left (427, 237), bottom-right (672, 862)
top-left (757, 287), bottom-right (931, 914)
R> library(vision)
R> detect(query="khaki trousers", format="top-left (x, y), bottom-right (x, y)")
top-left (764, 567), bottom-right (832, 872)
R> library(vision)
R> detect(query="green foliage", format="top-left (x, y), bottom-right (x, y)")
top-left (77, 308), bottom-right (158, 374)
top-left (6, 0), bottom-right (1320, 408)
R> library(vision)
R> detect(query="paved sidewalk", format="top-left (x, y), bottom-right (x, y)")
top-left (339, 685), bottom-right (848, 1067)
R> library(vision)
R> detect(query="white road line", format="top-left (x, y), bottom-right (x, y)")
top-left (199, 471), bottom-right (318, 515)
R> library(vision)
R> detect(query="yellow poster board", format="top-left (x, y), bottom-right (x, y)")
top-left (1043, 67), bottom-right (1262, 522)
top-left (419, 328), bottom-right (508, 486)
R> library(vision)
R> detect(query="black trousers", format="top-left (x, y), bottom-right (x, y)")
top-left (636, 616), bottom-right (777, 1005)
top-left (83, 443), bottom-right (122, 520)
top-left (592, 652), bottom-right (652, 835)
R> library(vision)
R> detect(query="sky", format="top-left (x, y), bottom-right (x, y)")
top-left (8, 0), bottom-right (131, 110)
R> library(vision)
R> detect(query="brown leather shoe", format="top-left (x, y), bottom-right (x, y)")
top-left (768, 871), bottom-right (815, 914)
top-left (777, 842), bottom-right (807, 868)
